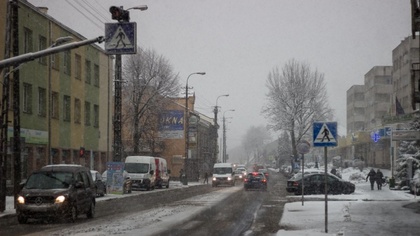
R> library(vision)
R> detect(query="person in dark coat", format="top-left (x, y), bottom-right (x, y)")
top-left (375, 169), bottom-right (384, 190)
top-left (203, 172), bottom-right (209, 184)
top-left (331, 168), bottom-right (337, 176)
top-left (366, 169), bottom-right (376, 190)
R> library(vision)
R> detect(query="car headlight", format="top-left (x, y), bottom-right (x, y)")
top-left (228, 177), bottom-right (232, 181)
top-left (17, 196), bottom-right (25, 204)
top-left (55, 195), bottom-right (66, 203)
top-left (212, 177), bottom-right (216, 181)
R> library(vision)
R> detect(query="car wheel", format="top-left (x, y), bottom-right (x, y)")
top-left (416, 187), bottom-right (420, 196)
top-left (166, 181), bottom-right (170, 188)
top-left (17, 214), bottom-right (27, 224)
top-left (86, 201), bottom-right (95, 219)
top-left (67, 205), bottom-right (77, 223)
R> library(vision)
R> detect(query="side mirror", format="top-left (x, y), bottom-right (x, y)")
top-left (167, 170), bottom-right (171, 174)
top-left (150, 170), bottom-right (154, 175)
top-left (125, 176), bottom-right (131, 180)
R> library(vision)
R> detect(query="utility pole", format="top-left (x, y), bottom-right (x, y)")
top-left (12, 0), bottom-right (21, 209)
top-left (107, 5), bottom-right (146, 162)
top-left (0, 0), bottom-right (13, 213)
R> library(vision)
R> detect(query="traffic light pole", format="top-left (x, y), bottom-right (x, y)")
top-left (113, 54), bottom-right (122, 161)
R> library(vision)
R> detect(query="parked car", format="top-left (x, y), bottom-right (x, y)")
top-left (16, 164), bottom-right (96, 223)
top-left (102, 170), bottom-right (132, 194)
top-left (286, 173), bottom-right (355, 195)
top-left (243, 172), bottom-right (268, 191)
top-left (410, 169), bottom-right (420, 195)
top-left (90, 170), bottom-right (106, 197)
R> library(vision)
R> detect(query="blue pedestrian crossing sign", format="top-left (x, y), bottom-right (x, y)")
top-left (313, 122), bottom-right (337, 147)
top-left (105, 22), bottom-right (137, 54)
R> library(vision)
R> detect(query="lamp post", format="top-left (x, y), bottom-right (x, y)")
top-left (214, 94), bottom-right (229, 127)
top-left (184, 72), bottom-right (205, 183)
top-left (222, 109), bottom-right (235, 162)
top-left (109, 5), bottom-right (147, 162)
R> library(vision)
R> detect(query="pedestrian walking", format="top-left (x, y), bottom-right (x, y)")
top-left (203, 171), bottom-right (209, 184)
top-left (375, 169), bottom-right (384, 190)
top-left (366, 168), bottom-right (376, 190)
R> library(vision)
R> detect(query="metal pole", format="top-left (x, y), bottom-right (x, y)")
top-left (185, 78), bottom-right (189, 175)
top-left (324, 146), bottom-right (328, 233)
top-left (301, 153), bottom-right (304, 206)
top-left (12, 0), bottom-right (21, 209)
top-left (113, 54), bottom-right (122, 161)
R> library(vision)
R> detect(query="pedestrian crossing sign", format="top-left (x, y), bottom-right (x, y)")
top-left (313, 122), bottom-right (337, 147)
top-left (105, 22), bottom-right (137, 55)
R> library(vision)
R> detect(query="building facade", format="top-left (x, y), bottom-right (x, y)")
top-left (0, 1), bottom-right (113, 187)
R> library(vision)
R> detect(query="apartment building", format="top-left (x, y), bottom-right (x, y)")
top-left (0, 1), bottom-right (113, 183)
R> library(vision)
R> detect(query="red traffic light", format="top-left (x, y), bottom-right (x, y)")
top-left (110, 6), bottom-right (129, 22)
top-left (79, 147), bottom-right (85, 158)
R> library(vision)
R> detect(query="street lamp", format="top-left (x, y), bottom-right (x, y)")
top-left (184, 72), bottom-right (205, 183)
top-left (222, 109), bottom-right (235, 162)
top-left (214, 94), bottom-right (229, 127)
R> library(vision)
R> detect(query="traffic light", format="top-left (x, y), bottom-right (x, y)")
top-left (110, 6), bottom-right (130, 22)
top-left (79, 147), bottom-right (85, 158)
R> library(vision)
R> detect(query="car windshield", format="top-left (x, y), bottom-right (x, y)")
top-left (25, 172), bottom-right (73, 189)
top-left (213, 168), bottom-right (232, 174)
top-left (124, 163), bottom-right (149, 174)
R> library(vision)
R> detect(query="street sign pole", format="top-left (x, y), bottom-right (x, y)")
top-left (312, 121), bottom-right (337, 234)
top-left (324, 146), bottom-right (328, 233)
top-left (297, 140), bottom-right (311, 206)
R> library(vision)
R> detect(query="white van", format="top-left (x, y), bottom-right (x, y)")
top-left (212, 163), bottom-right (235, 187)
top-left (124, 156), bottom-right (156, 190)
top-left (154, 157), bottom-right (170, 188)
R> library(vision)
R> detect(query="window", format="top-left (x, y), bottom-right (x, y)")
top-left (75, 54), bottom-right (81, 80)
top-left (38, 87), bottom-right (46, 117)
top-left (94, 64), bottom-right (99, 87)
top-left (64, 51), bottom-right (71, 75)
top-left (38, 35), bottom-right (47, 64)
top-left (85, 60), bottom-right (91, 84)
top-left (51, 53), bottom-right (60, 70)
top-left (74, 98), bottom-right (81, 124)
top-left (23, 28), bottom-right (33, 53)
top-left (85, 101), bottom-right (91, 126)
top-left (94, 104), bottom-right (99, 127)
top-left (52, 92), bottom-right (59, 119)
top-left (23, 83), bottom-right (32, 114)
top-left (63, 95), bottom-right (71, 122)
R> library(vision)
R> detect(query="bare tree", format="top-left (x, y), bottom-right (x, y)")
top-left (262, 59), bottom-right (333, 158)
top-left (122, 47), bottom-right (180, 154)
top-left (277, 131), bottom-right (292, 167)
top-left (241, 125), bottom-right (271, 164)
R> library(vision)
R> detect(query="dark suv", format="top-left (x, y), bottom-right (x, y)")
top-left (16, 164), bottom-right (96, 223)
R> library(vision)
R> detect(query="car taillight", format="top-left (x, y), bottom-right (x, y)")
top-left (262, 179), bottom-right (267, 183)
top-left (293, 181), bottom-right (299, 186)
top-left (244, 178), bottom-right (249, 182)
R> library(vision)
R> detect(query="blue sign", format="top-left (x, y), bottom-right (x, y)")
top-left (105, 22), bottom-right (137, 54)
top-left (313, 122), bottom-right (337, 147)
top-left (158, 110), bottom-right (184, 139)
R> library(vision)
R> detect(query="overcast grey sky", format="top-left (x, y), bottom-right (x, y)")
top-left (29, 0), bottom-right (411, 149)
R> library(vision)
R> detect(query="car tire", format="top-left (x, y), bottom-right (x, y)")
top-left (67, 205), bottom-right (77, 223)
top-left (86, 201), bottom-right (95, 219)
top-left (17, 214), bottom-right (27, 224)
top-left (166, 181), bottom-right (170, 188)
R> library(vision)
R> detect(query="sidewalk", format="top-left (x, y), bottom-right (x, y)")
top-left (277, 167), bottom-right (420, 236)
